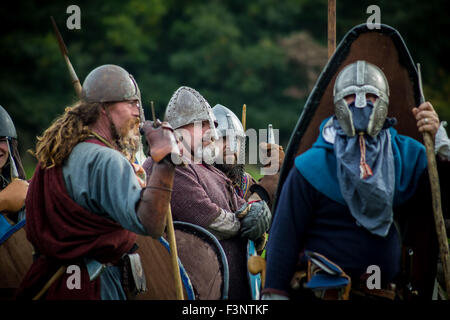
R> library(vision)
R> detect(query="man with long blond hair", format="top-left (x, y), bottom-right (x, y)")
top-left (17, 64), bottom-right (181, 300)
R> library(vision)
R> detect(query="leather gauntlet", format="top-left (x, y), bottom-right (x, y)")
top-left (136, 161), bottom-right (176, 238)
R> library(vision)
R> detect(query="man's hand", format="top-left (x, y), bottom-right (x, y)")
top-left (259, 142), bottom-right (285, 170)
top-left (254, 143), bottom-right (285, 206)
top-left (0, 179), bottom-right (29, 213)
top-left (141, 120), bottom-right (182, 163)
top-left (412, 101), bottom-right (440, 139)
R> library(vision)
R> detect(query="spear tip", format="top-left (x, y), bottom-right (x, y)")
top-left (50, 16), bottom-right (69, 56)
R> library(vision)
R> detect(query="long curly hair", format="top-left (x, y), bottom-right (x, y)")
top-left (32, 101), bottom-right (105, 169)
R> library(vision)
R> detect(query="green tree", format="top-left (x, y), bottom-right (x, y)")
top-left (0, 0), bottom-right (448, 176)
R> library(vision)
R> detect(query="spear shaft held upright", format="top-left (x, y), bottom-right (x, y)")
top-left (417, 63), bottom-right (450, 294)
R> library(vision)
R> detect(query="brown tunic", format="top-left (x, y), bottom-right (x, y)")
top-left (143, 159), bottom-right (251, 299)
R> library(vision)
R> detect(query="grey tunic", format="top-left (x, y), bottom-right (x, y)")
top-left (62, 142), bottom-right (148, 299)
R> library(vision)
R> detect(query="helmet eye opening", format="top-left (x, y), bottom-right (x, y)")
top-left (343, 93), bottom-right (379, 107)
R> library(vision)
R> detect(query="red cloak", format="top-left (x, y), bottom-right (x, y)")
top-left (17, 141), bottom-right (136, 299)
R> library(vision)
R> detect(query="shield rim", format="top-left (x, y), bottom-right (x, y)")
top-left (173, 221), bottom-right (230, 300)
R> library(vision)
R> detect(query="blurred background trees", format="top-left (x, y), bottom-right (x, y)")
top-left (0, 0), bottom-right (448, 177)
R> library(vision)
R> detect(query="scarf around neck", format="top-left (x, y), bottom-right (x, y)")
top-left (295, 116), bottom-right (427, 237)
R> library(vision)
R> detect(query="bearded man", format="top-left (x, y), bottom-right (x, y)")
top-left (211, 104), bottom-right (285, 256)
top-left (143, 86), bottom-right (271, 299)
top-left (17, 64), bottom-right (180, 300)
top-left (211, 104), bottom-right (285, 207)
top-left (211, 103), bottom-right (286, 299)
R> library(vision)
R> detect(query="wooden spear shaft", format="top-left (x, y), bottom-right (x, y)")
top-left (242, 104), bottom-right (247, 132)
top-left (166, 204), bottom-right (184, 300)
top-left (50, 16), bottom-right (82, 98)
top-left (328, 0), bottom-right (336, 59)
top-left (417, 64), bottom-right (450, 294)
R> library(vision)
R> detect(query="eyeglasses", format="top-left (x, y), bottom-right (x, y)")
top-left (127, 101), bottom-right (140, 109)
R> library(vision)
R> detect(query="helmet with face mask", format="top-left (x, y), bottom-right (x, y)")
top-left (333, 60), bottom-right (389, 137)
top-left (212, 104), bottom-right (246, 165)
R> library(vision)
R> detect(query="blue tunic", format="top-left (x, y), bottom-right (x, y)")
top-left (62, 142), bottom-right (148, 300)
top-left (265, 119), bottom-right (428, 296)
top-left (265, 168), bottom-right (403, 295)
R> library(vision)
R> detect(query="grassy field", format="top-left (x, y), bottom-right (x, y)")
top-left (245, 164), bottom-right (263, 181)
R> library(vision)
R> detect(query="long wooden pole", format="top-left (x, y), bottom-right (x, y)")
top-left (328, 0), bottom-right (336, 59)
top-left (50, 16), bottom-right (82, 98)
top-left (33, 266), bottom-right (66, 300)
top-left (417, 63), bottom-right (450, 294)
top-left (166, 204), bottom-right (184, 300)
top-left (242, 104), bottom-right (247, 132)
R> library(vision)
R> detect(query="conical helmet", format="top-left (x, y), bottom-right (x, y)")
top-left (212, 104), bottom-right (246, 163)
top-left (81, 64), bottom-right (144, 122)
top-left (164, 86), bottom-right (218, 140)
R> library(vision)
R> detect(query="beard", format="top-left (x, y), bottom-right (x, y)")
top-left (214, 163), bottom-right (245, 186)
top-left (112, 117), bottom-right (141, 162)
top-left (193, 141), bottom-right (218, 165)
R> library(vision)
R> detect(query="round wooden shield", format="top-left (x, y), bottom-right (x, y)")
top-left (136, 221), bottom-right (228, 300)
top-left (0, 220), bottom-right (34, 300)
